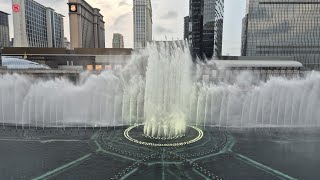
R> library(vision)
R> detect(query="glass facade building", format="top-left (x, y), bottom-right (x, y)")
top-left (12, 0), bottom-right (64, 48)
top-left (241, 14), bottom-right (248, 56)
top-left (0, 11), bottom-right (10, 48)
top-left (189, 0), bottom-right (224, 59)
top-left (213, 0), bottom-right (224, 57)
top-left (243, 0), bottom-right (320, 69)
top-left (184, 16), bottom-right (190, 40)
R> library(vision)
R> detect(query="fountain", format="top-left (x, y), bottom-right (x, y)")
top-left (1, 42), bottom-right (320, 179)
top-left (143, 42), bottom-right (192, 139)
top-left (0, 42), bottom-right (319, 133)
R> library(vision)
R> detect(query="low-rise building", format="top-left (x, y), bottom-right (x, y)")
top-left (202, 56), bottom-right (303, 83)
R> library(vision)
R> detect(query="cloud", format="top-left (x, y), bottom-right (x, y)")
top-left (87, 0), bottom-right (133, 47)
top-left (118, 1), bottom-right (130, 7)
top-left (160, 11), bottom-right (178, 19)
top-left (155, 25), bottom-right (174, 34)
top-left (112, 12), bottom-right (131, 29)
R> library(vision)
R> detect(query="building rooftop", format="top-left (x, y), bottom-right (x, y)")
top-left (2, 56), bottom-right (51, 70)
top-left (0, 11), bottom-right (10, 15)
top-left (2, 47), bottom-right (133, 56)
top-left (211, 60), bottom-right (303, 68)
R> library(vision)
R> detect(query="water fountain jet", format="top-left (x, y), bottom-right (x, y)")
top-left (142, 42), bottom-right (192, 139)
top-left (0, 42), bottom-right (319, 131)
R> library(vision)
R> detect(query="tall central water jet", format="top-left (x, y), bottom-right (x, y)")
top-left (143, 42), bottom-right (193, 139)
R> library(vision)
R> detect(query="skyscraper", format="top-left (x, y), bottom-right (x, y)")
top-left (133, 0), bottom-right (152, 49)
top-left (112, 33), bottom-right (124, 48)
top-left (243, 0), bottom-right (320, 69)
top-left (241, 14), bottom-right (248, 56)
top-left (68, 0), bottom-right (105, 48)
top-left (184, 16), bottom-right (190, 40)
top-left (12, 0), bottom-right (64, 48)
top-left (188, 0), bottom-right (224, 59)
top-left (0, 11), bottom-right (10, 48)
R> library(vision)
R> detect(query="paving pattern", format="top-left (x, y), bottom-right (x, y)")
top-left (0, 126), bottom-right (320, 180)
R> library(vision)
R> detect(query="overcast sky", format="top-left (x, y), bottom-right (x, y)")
top-left (0, 0), bottom-right (246, 55)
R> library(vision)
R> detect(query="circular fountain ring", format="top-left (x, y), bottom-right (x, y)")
top-left (142, 134), bottom-right (185, 140)
top-left (124, 124), bottom-right (203, 147)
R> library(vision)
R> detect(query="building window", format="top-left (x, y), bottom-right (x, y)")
top-left (95, 65), bottom-right (103, 71)
top-left (87, 65), bottom-right (93, 70)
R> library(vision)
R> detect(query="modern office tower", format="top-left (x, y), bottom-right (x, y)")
top-left (184, 16), bottom-right (190, 40)
top-left (68, 0), bottom-right (105, 48)
top-left (189, 0), bottom-right (224, 59)
top-left (212, 0), bottom-right (224, 57)
top-left (12, 0), bottom-right (64, 48)
top-left (0, 11), bottom-right (10, 48)
top-left (133, 0), bottom-right (153, 49)
top-left (241, 14), bottom-right (248, 56)
top-left (112, 33), bottom-right (124, 48)
top-left (243, 0), bottom-right (320, 69)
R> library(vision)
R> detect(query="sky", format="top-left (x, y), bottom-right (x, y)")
top-left (0, 0), bottom-right (246, 55)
